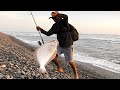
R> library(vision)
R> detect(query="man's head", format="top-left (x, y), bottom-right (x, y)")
top-left (49, 11), bottom-right (62, 22)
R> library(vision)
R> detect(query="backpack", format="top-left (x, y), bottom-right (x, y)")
top-left (68, 23), bottom-right (79, 41)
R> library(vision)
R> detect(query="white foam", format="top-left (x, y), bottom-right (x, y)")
top-left (74, 53), bottom-right (120, 73)
top-left (14, 37), bottom-right (38, 46)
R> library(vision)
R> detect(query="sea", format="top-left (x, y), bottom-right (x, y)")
top-left (3, 31), bottom-right (120, 74)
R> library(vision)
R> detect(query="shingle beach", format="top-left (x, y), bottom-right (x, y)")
top-left (0, 32), bottom-right (110, 79)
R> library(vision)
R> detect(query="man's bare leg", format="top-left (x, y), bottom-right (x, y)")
top-left (69, 61), bottom-right (79, 79)
top-left (52, 54), bottom-right (64, 72)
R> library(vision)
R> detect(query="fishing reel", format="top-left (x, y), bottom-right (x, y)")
top-left (38, 41), bottom-right (42, 46)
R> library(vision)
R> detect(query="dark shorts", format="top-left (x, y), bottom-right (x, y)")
top-left (57, 45), bottom-right (74, 62)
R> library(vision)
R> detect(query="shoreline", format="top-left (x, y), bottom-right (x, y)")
top-left (75, 61), bottom-right (120, 79)
top-left (1, 32), bottom-right (120, 79)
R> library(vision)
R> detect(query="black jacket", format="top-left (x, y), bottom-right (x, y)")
top-left (41, 13), bottom-right (73, 48)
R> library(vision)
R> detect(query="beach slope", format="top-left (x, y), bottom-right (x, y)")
top-left (0, 32), bottom-right (118, 79)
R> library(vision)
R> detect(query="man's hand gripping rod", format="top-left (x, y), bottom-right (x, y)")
top-left (30, 11), bottom-right (44, 45)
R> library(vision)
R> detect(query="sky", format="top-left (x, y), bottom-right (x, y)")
top-left (0, 11), bottom-right (120, 35)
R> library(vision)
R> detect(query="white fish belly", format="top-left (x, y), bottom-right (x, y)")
top-left (34, 40), bottom-right (57, 73)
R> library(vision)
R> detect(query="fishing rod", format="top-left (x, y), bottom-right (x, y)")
top-left (30, 11), bottom-right (44, 45)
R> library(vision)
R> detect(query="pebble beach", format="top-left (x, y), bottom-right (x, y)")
top-left (0, 32), bottom-right (106, 79)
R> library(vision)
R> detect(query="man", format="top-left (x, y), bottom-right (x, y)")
top-left (36, 11), bottom-right (79, 79)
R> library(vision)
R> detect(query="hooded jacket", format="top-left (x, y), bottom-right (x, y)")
top-left (41, 13), bottom-right (73, 48)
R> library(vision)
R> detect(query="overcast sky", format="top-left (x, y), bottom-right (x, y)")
top-left (0, 11), bottom-right (120, 35)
